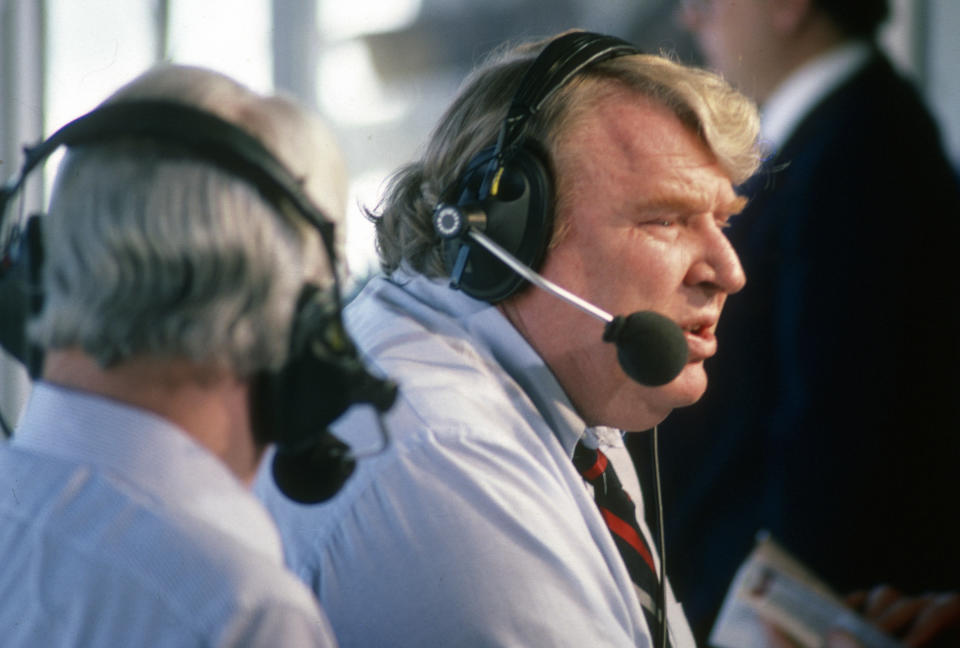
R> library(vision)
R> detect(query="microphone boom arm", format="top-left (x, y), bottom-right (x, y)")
top-left (432, 204), bottom-right (688, 386)
top-left (467, 229), bottom-right (612, 324)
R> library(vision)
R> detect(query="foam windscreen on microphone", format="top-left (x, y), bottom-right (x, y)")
top-left (271, 435), bottom-right (356, 504)
top-left (602, 311), bottom-right (688, 386)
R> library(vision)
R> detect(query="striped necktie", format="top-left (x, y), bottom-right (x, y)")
top-left (573, 439), bottom-right (670, 646)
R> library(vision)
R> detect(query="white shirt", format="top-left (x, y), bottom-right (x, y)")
top-left (256, 274), bottom-right (696, 648)
top-left (0, 382), bottom-right (337, 647)
top-left (761, 42), bottom-right (873, 152)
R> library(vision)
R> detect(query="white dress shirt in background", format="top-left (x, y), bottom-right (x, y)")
top-left (0, 382), bottom-right (337, 647)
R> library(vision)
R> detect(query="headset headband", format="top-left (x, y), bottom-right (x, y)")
top-left (1, 99), bottom-right (335, 259)
top-left (494, 32), bottom-right (642, 156)
top-left (0, 96), bottom-right (397, 499)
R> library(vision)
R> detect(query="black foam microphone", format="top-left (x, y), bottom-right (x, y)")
top-left (268, 399), bottom-right (393, 505)
top-left (264, 360), bottom-right (396, 505)
top-left (434, 205), bottom-right (688, 386)
top-left (268, 391), bottom-right (394, 505)
top-left (271, 435), bottom-right (357, 505)
top-left (602, 311), bottom-right (689, 387)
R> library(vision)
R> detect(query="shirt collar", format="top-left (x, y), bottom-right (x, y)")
top-left (13, 381), bottom-right (284, 560)
top-left (581, 426), bottom-right (625, 450)
top-left (397, 273), bottom-right (589, 457)
top-left (761, 41), bottom-right (872, 152)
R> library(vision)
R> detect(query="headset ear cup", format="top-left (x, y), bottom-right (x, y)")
top-left (435, 33), bottom-right (642, 304)
top-left (442, 142), bottom-right (554, 303)
top-left (259, 328), bottom-right (360, 504)
top-left (250, 335), bottom-right (353, 450)
top-left (252, 287), bottom-right (358, 449)
top-left (254, 285), bottom-right (397, 503)
top-left (252, 284), bottom-right (398, 450)
top-left (0, 214), bottom-right (46, 376)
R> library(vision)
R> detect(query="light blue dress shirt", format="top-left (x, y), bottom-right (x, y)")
top-left (256, 274), bottom-right (696, 647)
top-left (0, 382), bottom-right (337, 647)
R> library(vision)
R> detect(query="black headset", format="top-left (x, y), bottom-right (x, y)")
top-left (434, 31), bottom-right (642, 303)
top-left (0, 99), bottom-right (396, 502)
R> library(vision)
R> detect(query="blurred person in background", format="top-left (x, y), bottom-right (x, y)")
top-left (0, 64), bottom-right (356, 646)
top-left (659, 0), bottom-right (960, 644)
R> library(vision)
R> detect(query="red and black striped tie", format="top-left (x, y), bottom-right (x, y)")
top-left (574, 440), bottom-right (670, 646)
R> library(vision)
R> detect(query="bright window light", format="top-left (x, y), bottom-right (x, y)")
top-left (44, 0), bottom-right (156, 193)
top-left (344, 169), bottom-right (393, 280)
top-left (317, 40), bottom-right (411, 126)
top-left (318, 0), bottom-right (422, 41)
top-left (167, 0), bottom-right (273, 94)
top-left (46, 0), bottom-right (157, 132)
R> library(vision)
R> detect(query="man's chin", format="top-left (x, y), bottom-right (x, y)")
top-left (663, 364), bottom-right (709, 408)
top-left (588, 365), bottom-right (707, 430)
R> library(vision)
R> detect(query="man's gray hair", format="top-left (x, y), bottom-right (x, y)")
top-left (28, 65), bottom-right (347, 376)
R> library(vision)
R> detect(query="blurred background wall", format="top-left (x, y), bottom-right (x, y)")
top-left (2, 0), bottom-right (958, 428)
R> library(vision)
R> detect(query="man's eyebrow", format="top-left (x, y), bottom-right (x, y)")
top-left (634, 190), bottom-right (748, 215)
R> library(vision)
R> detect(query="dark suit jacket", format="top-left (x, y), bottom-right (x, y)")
top-left (651, 49), bottom-right (960, 644)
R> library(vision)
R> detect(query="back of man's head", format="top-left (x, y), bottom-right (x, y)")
top-left (28, 65), bottom-right (347, 378)
top-left (815, 0), bottom-right (889, 39)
